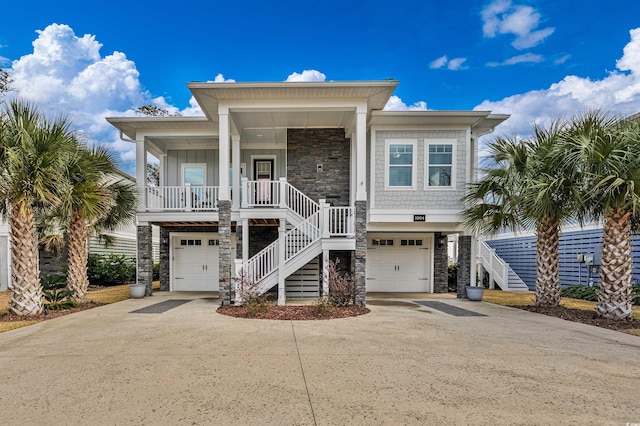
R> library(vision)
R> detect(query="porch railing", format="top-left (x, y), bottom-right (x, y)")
top-left (324, 206), bottom-right (355, 237)
top-left (144, 185), bottom-right (219, 211)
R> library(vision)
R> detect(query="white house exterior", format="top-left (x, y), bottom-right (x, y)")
top-left (107, 80), bottom-right (508, 305)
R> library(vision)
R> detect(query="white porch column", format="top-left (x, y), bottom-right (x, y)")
top-left (232, 135), bottom-right (240, 211)
top-left (322, 249), bottom-right (330, 297)
top-left (278, 219), bottom-right (287, 306)
top-left (159, 154), bottom-right (167, 186)
top-left (219, 110), bottom-right (230, 201)
top-left (135, 139), bottom-right (147, 210)
top-left (242, 218), bottom-right (249, 264)
top-left (355, 108), bottom-right (367, 201)
top-left (350, 132), bottom-right (357, 206)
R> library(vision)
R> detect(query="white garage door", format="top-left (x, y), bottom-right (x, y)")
top-left (366, 235), bottom-right (431, 292)
top-left (172, 235), bottom-right (219, 291)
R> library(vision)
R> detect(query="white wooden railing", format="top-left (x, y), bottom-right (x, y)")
top-left (144, 185), bottom-right (219, 211)
top-left (244, 211), bottom-right (321, 285)
top-left (478, 240), bottom-right (508, 290)
top-left (324, 206), bottom-right (355, 237)
top-left (285, 182), bottom-right (319, 219)
top-left (242, 179), bottom-right (282, 207)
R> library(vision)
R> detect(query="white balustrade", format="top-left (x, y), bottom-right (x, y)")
top-left (144, 186), bottom-right (219, 211)
top-left (326, 206), bottom-right (355, 236)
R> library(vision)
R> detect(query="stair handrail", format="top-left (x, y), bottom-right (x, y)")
top-left (478, 240), bottom-right (508, 289)
top-left (285, 182), bottom-right (319, 219)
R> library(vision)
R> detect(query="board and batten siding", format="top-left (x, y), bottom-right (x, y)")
top-left (373, 130), bottom-right (467, 210)
top-left (241, 149), bottom-right (286, 180)
top-left (487, 229), bottom-right (640, 289)
top-left (165, 150), bottom-right (219, 187)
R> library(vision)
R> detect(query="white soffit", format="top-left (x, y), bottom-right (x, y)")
top-left (106, 117), bottom-right (215, 141)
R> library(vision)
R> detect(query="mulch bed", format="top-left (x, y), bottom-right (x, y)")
top-left (218, 305), bottom-right (370, 320)
top-left (515, 305), bottom-right (640, 331)
top-left (1, 301), bottom-right (104, 323)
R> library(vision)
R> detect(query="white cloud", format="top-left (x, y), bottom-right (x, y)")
top-left (482, 0), bottom-right (554, 50)
top-left (554, 54), bottom-right (571, 65)
top-left (285, 69), bottom-right (326, 82)
top-left (213, 73), bottom-right (235, 82)
top-left (0, 56), bottom-right (9, 66)
top-left (475, 28), bottom-right (640, 146)
top-left (487, 53), bottom-right (544, 67)
top-left (430, 55), bottom-right (448, 69)
top-left (447, 58), bottom-right (468, 70)
top-left (3, 23), bottom-right (214, 172)
top-left (384, 95), bottom-right (428, 111)
top-left (430, 55), bottom-right (467, 71)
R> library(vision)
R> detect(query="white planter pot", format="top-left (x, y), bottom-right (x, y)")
top-left (129, 283), bottom-right (146, 299)
top-left (465, 286), bottom-right (484, 301)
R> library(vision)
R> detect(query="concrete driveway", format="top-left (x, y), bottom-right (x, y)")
top-left (1, 292), bottom-right (639, 425)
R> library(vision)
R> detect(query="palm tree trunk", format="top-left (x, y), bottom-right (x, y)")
top-left (535, 215), bottom-right (561, 307)
top-left (597, 207), bottom-right (633, 319)
top-left (67, 210), bottom-right (89, 302)
top-left (8, 202), bottom-right (43, 315)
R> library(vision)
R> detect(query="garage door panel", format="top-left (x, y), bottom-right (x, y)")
top-left (366, 236), bottom-right (431, 292)
top-left (172, 235), bottom-right (220, 291)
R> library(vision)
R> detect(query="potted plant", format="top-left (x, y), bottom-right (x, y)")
top-left (129, 282), bottom-right (146, 298)
top-left (465, 285), bottom-right (484, 301)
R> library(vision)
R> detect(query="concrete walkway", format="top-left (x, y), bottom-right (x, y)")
top-left (1, 292), bottom-right (639, 425)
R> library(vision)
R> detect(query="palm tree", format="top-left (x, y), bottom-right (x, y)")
top-left (0, 100), bottom-right (74, 315)
top-left (463, 120), bottom-right (580, 307)
top-left (561, 112), bottom-right (640, 319)
top-left (45, 141), bottom-right (137, 302)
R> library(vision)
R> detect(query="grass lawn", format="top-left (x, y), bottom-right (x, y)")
top-left (0, 281), bottom-right (160, 333)
top-left (483, 289), bottom-right (640, 336)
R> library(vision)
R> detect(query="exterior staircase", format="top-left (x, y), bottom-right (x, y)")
top-left (477, 240), bottom-right (529, 292)
top-left (237, 180), bottom-right (355, 304)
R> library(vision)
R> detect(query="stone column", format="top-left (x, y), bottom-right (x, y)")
top-left (159, 226), bottom-right (170, 291)
top-left (457, 235), bottom-right (472, 298)
top-left (218, 200), bottom-right (232, 305)
top-left (137, 224), bottom-right (153, 296)
top-left (433, 232), bottom-right (448, 293)
top-left (354, 200), bottom-right (367, 306)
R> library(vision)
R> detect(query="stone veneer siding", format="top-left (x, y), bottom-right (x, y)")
top-left (433, 232), bottom-right (448, 293)
top-left (287, 129), bottom-right (351, 206)
top-left (249, 226), bottom-right (278, 257)
top-left (374, 130), bottom-right (467, 210)
top-left (137, 225), bottom-right (153, 296)
top-left (456, 235), bottom-right (472, 298)
top-left (159, 225), bottom-right (220, 291)
top-left (354, 201), bottom-right (366, 305)
top-left (218, 200), bottom-right (232, 305)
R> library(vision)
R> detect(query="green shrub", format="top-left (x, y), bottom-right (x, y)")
top-left (41, 273), bottom-right (78, 310)
top-left (561, 284), bottom-right (640, 305)
top-left (560, 285), bottom-right (598, 301)
top-left (87, 254), bottom-right (136, 286)
top-left (153, 263), bottom-right (160, 281)
top-left (448, 263), bottom-right (458, 292)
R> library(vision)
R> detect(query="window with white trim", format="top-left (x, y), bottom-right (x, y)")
top-left (427, 144), bottom-right (453, 187)
top-left (387, 143), bottom-right (414, 187)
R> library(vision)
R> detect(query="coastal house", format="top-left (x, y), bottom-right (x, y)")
top-left (107, 80), bottom-right (508, 305)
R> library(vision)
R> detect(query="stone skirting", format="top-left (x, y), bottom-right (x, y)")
top-left (433, 232), bottom-right (448, 293)
top-left (218, 200), bottom-right (232, 305)
top-left (354, 200), bottom-right (367, 306)
top-left (456, 235), bottom-right (472, 298)
top-left (137, 225), bottom-right (153, 296)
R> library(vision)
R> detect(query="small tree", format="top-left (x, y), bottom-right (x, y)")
top-left (325, 259), bottom-right (356, 306)
top-left (233, 269), bottom-right (269, 316)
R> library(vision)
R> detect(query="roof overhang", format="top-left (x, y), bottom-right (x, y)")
top-left (105, 116), bottom-right (215, 141)
top-left (187, 80), bottom-right (399, 122)
top-left (370, 110), bottom-right (510, 137)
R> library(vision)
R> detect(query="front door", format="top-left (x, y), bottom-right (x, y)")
top-left (253, 159), bottom-right (274, 204)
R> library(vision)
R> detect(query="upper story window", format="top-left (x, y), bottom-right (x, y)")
top-left (387, 141), bottom-right (415, 188)
top-left (427, 143), bottom-right (453, 187)
top-left (182, 164), bottom-right (206, 186)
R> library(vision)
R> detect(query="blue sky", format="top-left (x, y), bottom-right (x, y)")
top-left (1, 0), bottom-right (640, 171)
